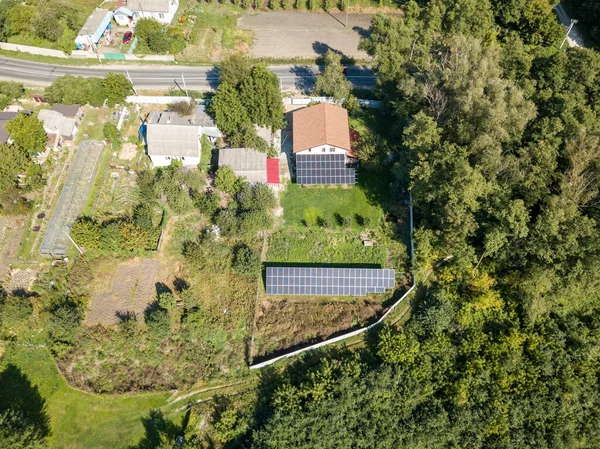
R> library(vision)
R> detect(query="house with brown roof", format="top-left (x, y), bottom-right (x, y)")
top-left (292, 103), bottom-right (351, 156)
top-left (292, 103), bottom-right (356, 185)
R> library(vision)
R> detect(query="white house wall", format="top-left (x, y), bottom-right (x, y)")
top-left (150, 155), bottom-right (200, 167)
top-left (296, 145), bottom-right (347, 155)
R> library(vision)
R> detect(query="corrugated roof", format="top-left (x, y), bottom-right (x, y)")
top-left (127, 0), bottom-right (170, 13)
top-left (292, 103), bottom-right (351, 154)
top-left (147, 124), bottom-right (199, 158)
top-left (114, 6), bottom-right (134, 16)
top-left (0, 111), bottom-right (17, 143)
top-left (266, 158), bottom-right (280, 184)
top-left (78, 9), bottom-right (112, 36)
top-left (51, 104), bottom-right (81, 118)
top-left (218, 148), bottom-right (267, 184)
top-left (194, 105), bottom-right (217, 127)
top-left (38, 109), bottom-right (77, 137)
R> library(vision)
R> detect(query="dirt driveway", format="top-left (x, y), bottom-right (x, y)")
top-left (238, 12), bottom-right (373, 59)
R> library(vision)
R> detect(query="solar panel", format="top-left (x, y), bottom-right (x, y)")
top-left (296, 153), bottom-right (356, 185)
top-left (265, 267), bottom-right (395, 296)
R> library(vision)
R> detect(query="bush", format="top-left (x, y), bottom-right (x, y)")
top-left (215, 166), bottom-right (240, 195)
top-left (199, 134), bottom-right (213, 172)
top-left (196, 191), bottom-right (221, 216)
top-left (103, 122), bottom-right (121, 146)
top-left (144, 305), bottom-right (170, 340)
top-left (48, 303), bottom-right (83, 356)
top-left (215, 208), bottom-right (240, 235)
top-left (232, 245), bottom-right (261, 277)
top-left (0, 296), bottom-right (32, 337)
top-left (238, 184), bottom-right (276, 212)
top-left (158, 292), bottom-right (177, 309)
top-left (239, 209), bottom-right (273, 234)
top-left (303, 207), bottom-right (322, 227)
top-left (169, 100), bottom-right (195, 117)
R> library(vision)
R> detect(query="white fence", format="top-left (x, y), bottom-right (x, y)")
top-left (124, 54), bottom-right (175, 62)
top-left (0, 42), bottom-right (95, 59)
top-left (126, 95), bottom-right (192, 104)
top-left (250, 283), bottom-right (416, 369)
top-left (287, 97), bottom-right (383, 108)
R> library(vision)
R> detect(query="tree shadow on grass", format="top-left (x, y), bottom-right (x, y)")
top-left (128, 409), bottom-right (181, 449)
top-left (0, 363), bottom-right (51, 444)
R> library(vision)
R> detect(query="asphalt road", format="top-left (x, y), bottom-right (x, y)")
top-left (0, 57), bottom-right (376, 91)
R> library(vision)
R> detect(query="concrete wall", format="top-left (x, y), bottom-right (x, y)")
top-left (124, 54), bottom-right (175, 62)
top-left (0, 42), bottom-right (96, 59)
top-left (288, 97), bottom-right (383, 109)
top-left (126, 95), bottom-right (192, 104)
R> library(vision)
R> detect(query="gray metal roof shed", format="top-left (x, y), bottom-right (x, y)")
top-left (146, 124), bottom-right (200, 158)
top-left (218, 148), bottom-right (267, 184)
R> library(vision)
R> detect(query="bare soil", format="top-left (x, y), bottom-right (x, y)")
top-left (85, 258), bottom-right (162, 326)
top-left (238, 12), bottom-right (374, 59)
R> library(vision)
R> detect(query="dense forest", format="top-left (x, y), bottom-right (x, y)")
top-left (198, 0), bottom-right (600, 447)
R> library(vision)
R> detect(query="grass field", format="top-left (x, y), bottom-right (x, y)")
top-left (280, 182), bottom-right (383, 230)
top-left (176, 3), bottom-right (252, 63)
top-left (0, 344), bottom-right (171, 449)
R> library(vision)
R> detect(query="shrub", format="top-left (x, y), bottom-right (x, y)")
top-left (158, 292), bottom-right (177, 309)
top-left (215, 165), bottom-right (239, 195)
top-left (215, 208), bottom-right (240, 235)
top-left (169, 100), bottom-right (195, 117)
top-left (232, 245), bottom-right (261, 277)
top-left (103, 122), bottom-right (121, 147)
top-left (343, 216), bottom-right (352, 227)
top-left (48, 303), bottom-right (83, 356)
top-left (144, 306), bottom-right (170, 340)
top-left (199, 134), bottom-right (213, 172)
top-left (239, 209), bottom-right (273, 234)
top-left (196, 191), bottom-right (221, 216)
top-left (0, 296), bottom-right (32, 337)
top-left (238, 183), bottom-right (276, 212)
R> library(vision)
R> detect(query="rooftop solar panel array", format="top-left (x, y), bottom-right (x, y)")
top-left (296, 153), bottom-right (356, 185)
top-left (266, 267), bottom-right (395, 296)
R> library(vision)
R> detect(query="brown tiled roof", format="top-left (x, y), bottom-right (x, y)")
top-left (292, 103), bottom-right (351, 154)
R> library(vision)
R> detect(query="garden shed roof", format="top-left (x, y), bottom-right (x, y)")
top-left (218, 148), bottom-right (267, 184)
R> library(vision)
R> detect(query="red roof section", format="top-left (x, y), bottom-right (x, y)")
top-left (266, 158), bottom-right (280, 184)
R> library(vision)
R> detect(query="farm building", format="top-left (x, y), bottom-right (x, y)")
top-left (292, 103), bottom-right (356, 185)
top-left (144, 112), bottom-right (200, 167)
top-left (127, 0), bottom-right (179, 24)
top-left (75, 9), bottom-right (113, 50)
top-left (218, 148), bottom-right (280, 185)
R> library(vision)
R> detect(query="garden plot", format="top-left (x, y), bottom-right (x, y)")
top-left (85, 258), bottom-right (161, 326)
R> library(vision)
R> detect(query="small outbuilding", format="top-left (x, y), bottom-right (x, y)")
top-left (75, 9), bottom-right (113, 50)
top-left (38, 109), bottom-right (78, 140)
top-left (113, 7), bottom-right (134, 26)
top-left (218, 148), bottom-right (268, 184)
top-left (128, 0), bottom-right (179, 24)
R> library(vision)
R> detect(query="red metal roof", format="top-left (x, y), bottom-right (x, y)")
top-left (266, 158), bottom-right (280, 184)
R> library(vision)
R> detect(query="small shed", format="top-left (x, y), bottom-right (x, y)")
top-left (75, 9), bottom-right (113, 50)
top-left (218, 148), bottom-right (267, 184)
top-left (113, 7), bottom-right (134, 26)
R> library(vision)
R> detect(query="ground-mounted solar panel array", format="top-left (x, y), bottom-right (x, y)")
top-left (296, 153), bottom-right (356, 185)
top-left (266, 267), bottom-right (395, 296)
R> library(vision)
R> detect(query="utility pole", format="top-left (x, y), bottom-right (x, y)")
top-left (182, 73), bottom-right (189, 98)
top-left (560, 18), bottom-right (578, 49)
top-left (126, 70), bottom-right (137, 95)
top-left (345, 0), bottom-right (349, 28)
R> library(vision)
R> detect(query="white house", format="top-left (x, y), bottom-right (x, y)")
top-left (38, 109), bottom-right (78, 140)
top-left (292, 103), bottom-right (356, 185)
top-left (127, 0), bottom-right (179, 24)
top-left (292, 103), bottom-right (352, 156)
top-left (144, 111), bottom-right (200, 167)
top-left (75, 9), bottom-right (113, 50)
top-left (113, 7), bottom-right (134, 26)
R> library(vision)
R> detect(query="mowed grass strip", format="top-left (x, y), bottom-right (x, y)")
top-left (280, 183), bottom-right (382, 230)
top-left (0, 344), bottom-right (170, 449)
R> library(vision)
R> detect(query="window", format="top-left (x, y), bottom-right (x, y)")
top-left (322, 147), bottom-right (326, 152)
top-left (181, 157), bottom-right (185, 161)
top-left (159, 13), bottom-right (165, 19)
top-left (329, 147), bottom-right (335, 152)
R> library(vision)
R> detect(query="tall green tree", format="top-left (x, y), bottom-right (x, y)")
top-left (314, 49), bottom-right (352, 101)
top-left (240, 64), bottom-right (285, 130)
top-left (6, 113), bottom-right (47, 157)
top-left (101, 73), bottom-right (132, 107)
top-left (210, 82), bottom-right (251, 137)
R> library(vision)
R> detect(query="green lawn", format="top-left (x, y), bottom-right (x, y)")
top-left (0, 345), bottom-right (172, 449)
top-left (280, 182), bottom-right (383, 230)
